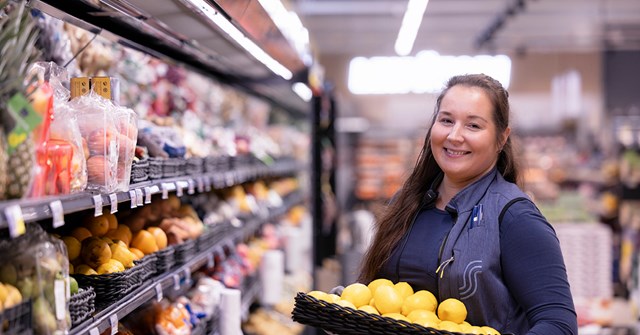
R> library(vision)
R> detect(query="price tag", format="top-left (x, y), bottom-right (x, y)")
top-left (184, 268), bottom-right (192, 285)
top-left (92, 195), bottom-right (103, 217)
top-left (109, 314), bottom-right (118, 335)
top-left (207, 252), bottom-right (214, 268)
top-left (225, 172), bottom-right (234, 187)
top-left (204, 176), bottom-right (212, 192)
top-left (155, 283), bottom-right (163, 301)
top-left (50, 200), bottom-right (64, 228)
top-left (5, 205), bottom-right (25, 238)
top-left (173, 274), bottom-right (180, 290)
top-left (161, 183), bottom-right (172, 199)
top-left (129, 190), bottom-right (137, 209)
top-left (197, 177), bottom-right (204, 193)
top-left (109, 193), bottom-right (118, 214)
top-left (135, 189), bottom-right (144, 206)
top-left (144, 187), bottom-right (152, 204)
top-left (188, 179), bottom-right (195, 195)
top-left (89, 328), bottom-right (99, 335)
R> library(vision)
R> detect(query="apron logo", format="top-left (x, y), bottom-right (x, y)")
top-left (460, 260), bottom-right (483, 300)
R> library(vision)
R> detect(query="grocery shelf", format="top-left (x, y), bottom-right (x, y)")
top-left (68, 190), bottom-right (303, 335)
top-left (0, 160), bottom-right (304, 236)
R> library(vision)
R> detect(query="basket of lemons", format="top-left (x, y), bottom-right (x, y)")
top-left (292, 279), bottom-right (504, 335)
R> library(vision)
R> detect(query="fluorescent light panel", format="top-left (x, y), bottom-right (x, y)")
top-left (395, 0), bottom-right (429, 56)
top-left (292, 82), bottom-right (312, 102)
top-left (184, 0), bottom-right (293, 80)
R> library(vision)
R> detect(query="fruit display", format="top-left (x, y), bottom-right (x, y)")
top-left (0, 225), bottom-right (71, 335)
top-left (301, 279), bottom-right (501, 335)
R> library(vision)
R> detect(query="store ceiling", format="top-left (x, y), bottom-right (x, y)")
top-left (291, 0), bottom-right (640, 57)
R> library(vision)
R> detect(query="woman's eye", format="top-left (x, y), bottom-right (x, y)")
top-left (468, 123), bottom-right (481, 129)
top-left (439, 118), bottom-right (453, 124)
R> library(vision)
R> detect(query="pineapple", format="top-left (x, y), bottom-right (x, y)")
top-left (0, 0), bottom-right (41, 199)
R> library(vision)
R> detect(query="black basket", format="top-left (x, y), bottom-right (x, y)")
top-left (204, 155), bottom-right (230, 173)
top-left (195, 224), bottom-right (229, 252)
top-left (73, 254), bottom-right (157, 310)
top-left (186, 157), bottom-right (204, 176)
top-left (130, 158), bottom-right (149, 184)
top-left (293, 292), bottom-right (466, 335)
top-left (1, 300), bottom-right (32, 335)
top-left (229, 154), bottom-right (255, 169)
top-left (148, 157), bottom-right (164, 180)
top-left (154, 246), bottom-right (176, 273)
top-left (173, 239), bottom-right (197, 266)
top-left (163, 158), bottom-right (186, 178)
top-left (70, 287), bottom-right (96, 326)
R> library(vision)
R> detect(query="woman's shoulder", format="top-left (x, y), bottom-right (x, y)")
top-left (500, 198), bottom-right (555, 233)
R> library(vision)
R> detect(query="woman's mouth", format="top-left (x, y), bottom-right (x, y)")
top-left (445, 148), bottom-right (470, 156)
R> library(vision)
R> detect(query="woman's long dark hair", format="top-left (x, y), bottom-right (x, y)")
top-left (358, 73), bottom-right (522, 283)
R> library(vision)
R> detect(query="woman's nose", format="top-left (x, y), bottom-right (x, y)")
top-left (447, 124), bottom-right (464, 142)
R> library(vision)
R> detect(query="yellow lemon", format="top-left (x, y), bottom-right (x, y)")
top-left (467, 326), bottom-right (484, 334)
top-left (367, 278), bottom-right (394, 296)
top-left (382, 313), bottom-right (410, 323)
top-left (75, 264), bottom-right (98, 275)
top-left (481, 326), bottom-right (501, 334)
top-left (341, 283), bottom-right (372, 308)
top-left (413, 290), bottom-right (438, 309)
top-left (96, 259), bottom-right (125, 274)
top-left (414, 317), bottom-right (440, 329)
top-left (373, 285), bottom-right (403, 315)
top-left (437, 298), bottom-right (467, 324)
top-left (438, 320), bottom-right (462, 332)
top-left (62, 236), bottom-right (82, 262)
top-left (357, 305), bottom-right (380, 315)
top-left (406, 309), bottom-right (439, 323)
top-left (307, 290), bottom-right (328, 302)
top-left (459, 321), bottom-right (473, 333)
top-left (394, 281), bottom-right (414, 299)
top-left (326, 294), bottom-right (341, 303)
top-left (402, 292), bottom-right (437, 315)
top-left (335, 299), bottom-right (356, 310)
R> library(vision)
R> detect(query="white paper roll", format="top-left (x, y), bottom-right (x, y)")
top-left (260, 249), bottom-right (284, 305)
top-left (219, 288), bottom-right (242, 335)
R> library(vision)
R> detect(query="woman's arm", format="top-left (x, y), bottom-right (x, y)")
top-left (500, 200), bottom-right (578, 335)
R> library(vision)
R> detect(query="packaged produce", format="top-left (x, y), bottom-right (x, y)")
top-left (113, 106), bottom-right (138, 190)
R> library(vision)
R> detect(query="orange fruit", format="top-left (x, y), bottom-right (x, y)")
top-left (131, 230), bottom-right (159, 255)
top-left (129, 247), bottom-right (144, 260)
top-left (103, 212), bottom-right (118, 230)
top-left (147, 227), bottom-right (168, 250)
top-left (341, 283), bottom-right (372, 308)
top-left (84, 216), bottom-right (110, 237)
top-left (80, 237), bottom-right (112, 268)
top-left (105, 225), bottom-right (133, 246)
top-left (437, 298), bottom-right (467, 324)
top-left (62, 236), bottom-right (81, 261)
top-left (70, 227), bottom-right (92, 242)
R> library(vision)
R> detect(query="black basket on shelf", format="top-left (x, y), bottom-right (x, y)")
top-left (186, 157), bottom-right (204, 176)
top-left (73, 254), bottom-right (157, 310)
top-left (204, 155), bottom-right (230, 173)
top-left (173, 239), bottom-right (197, 266)
top-left (70, 287), bottom-right (96, 326)
top-left (293, 292), bottom-right (484, 335)
top-left (162, 158), bottom-right (186, 178)
top-left (130, 158), bottom-right (149, 184)
top-left (229, 154), bottom-right (255, 169)
top-left (148, 157), bottom-right (164, 180)
top-left (154, 246), bottom-right (176, 273)
top-left (195, 224), bottom-right (229, 252)
top-left (1, 300), bottom-right (32, 335)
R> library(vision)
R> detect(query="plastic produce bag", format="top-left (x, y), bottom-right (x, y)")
top-left (114, 106), bottom-right (138, 191)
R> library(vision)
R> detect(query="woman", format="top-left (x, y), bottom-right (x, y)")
top-left (359, 74), bottom-right (577, 334)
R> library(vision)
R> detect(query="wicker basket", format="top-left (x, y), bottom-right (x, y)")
top-left (162, 158), bottom-right (186, 178)
top-left (73, 254), bottom-right (157, 310)
top-left (293, 292), bottom-right (485, 335)
top-left (154, 246), bottom-right (176, 273)
top-left (195, 224), bottom-right (229, 252)
top-left (173, 239), bottom-right (197, 266)
top-left (130, 158), bottom-right (149, 184)
top-left (1, 300), bottom-right (32, 335)
top-left (186, 157), bottom-right (204, 176)
top-left (204, 155), bottom-right (230, 173)
top-left (70, 287), bottom-right (96, 326)
top-left (148, 157), bottom-right (164, 180)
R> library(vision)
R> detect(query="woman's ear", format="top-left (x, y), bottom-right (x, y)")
top-left (498, 127), bottom-right (511, 152)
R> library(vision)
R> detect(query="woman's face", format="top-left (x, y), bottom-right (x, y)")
top-left (430, 85), bottom-right (509, 187)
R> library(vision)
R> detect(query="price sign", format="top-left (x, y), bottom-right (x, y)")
top-left (184, 268), bottom-right (191, 286)
top-left (188, 179), bottom-right (195, 195)
top-left (207, 252), bottom-right (214, 268)
top-left (89, 328), bottom-right (99, 335)
top-left (92, 195), bottom-right (103, 217)
top-left (173, 274), bottom-right (180, 290)
top-left (50, 200), bottom-right (64, 228)
top-left (135, 189), bottom-right (144, 206)
top-left (5, 205), bottom-right (25, 238)
top-left (144, 187), bottom-right (152, 204)
top-left (129, 190), bottom-right (137, 209)
top-left (109, 193), bottom-right (118, 214)
top-left (109, 314), bottom-right (118, 335)
top-left (155, 283), bottom-right (163, 301)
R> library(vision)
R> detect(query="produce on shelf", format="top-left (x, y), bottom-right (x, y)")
top-left (0, 282), bottom-right (23, 311)
top-left (305, 280), bottom-right (501, 334)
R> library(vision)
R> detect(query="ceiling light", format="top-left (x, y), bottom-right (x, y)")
top-left (258, 0), bottom-right (312, 66)
top-left (395, 0), bottom-right (429, 56)
top-left (292, 82), bottom-right (312, 102)
top-left (182, 0), bottom-right (293, 80)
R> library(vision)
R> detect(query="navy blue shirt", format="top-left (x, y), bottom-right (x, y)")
top-left (378, 200), bottom-right (576, 334)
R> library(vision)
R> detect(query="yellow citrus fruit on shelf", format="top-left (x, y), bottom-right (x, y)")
top-left (129, 247), bottom-right (144, 260)
top-left (467, 326), bottom-right (484, 334)
top-left (326, 294), bottom-right (341, 303)
top-left (75, 264), bottom-right (97, 275)
top-left (357, 305), bottom-right (379, 315)
top-left (459, 321), bottom-right (473, 333)
top-left (70, 227), bottom-right (93, 242)
top-left (367, 278), bottom-right (394, 296)
top-left (307, 290), bottom-right (328, 301)
top-left (80, 237), bottom-right (112, 269)
top-left (103, 212), bottom-right (118, 230)
top-left (394, 281), bottom-right (414, 299)
top-left (373, 285), bottom-right (403, 315)
top-left (406, 309), bottom-right (439, 323)
top-left (84, 215), bottom-right (110, 237)
top-left (131, 230), bottom-right (159, 255)
top-left (110, 243), bottom-right (135, 268)
top-left (437, 298), bottom-right (467, 324)
top-left (96, 259), bottom-right (125, 275)
top-left (414, 317), bottom-right (440, 329)
top-left (105, 225), bottom-right (133, 246)
top-left (335, 299), bottom-right (356, 310)
top-left (62, 236), bottom-right (81, 262)
top-left (147, 226), bottom-right (168, 250)
top-left (438, 320), bottom-right (462, 332)
top-left (402, 292), bottom-right (437, 315)
top-left (382, 313), bottom-right (410, 323)
top-left (341, 283), bottom-right (372, 308)
top-left (413, 290), bottom-right (438, 309)
top-left (481, 326), bottom-right (501, 334)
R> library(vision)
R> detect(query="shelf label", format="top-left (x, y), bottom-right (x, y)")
top-left (135, 189), bottom-right (144, 206)
top-left (89, 328), bottom-right (99, 335)
top-left (197, 177), bottom-right (204, 193)
top-left (129, 190), bottom-right (137, 209)
top-left (5, 205), bottom-right (25, 238)
top-left (161, 183), bottom-right (169, 199)
top-left (144, 187), bottom-right (152, 204)
top-left (92, 195), bottom-right (103, 217)
top-left (54, 279), bottom-right (66, 320)
top-left (155, 283), bottom-right (163, 301)
top-left (173, 274), bottom-right (180, 290)
top-left (184, 268), bottom-right (191, 286)
top-left (225, 172), bottom-right (234, 186)
top-left (109, 314), bottom-right (118, 335)
top-left (207, 252), bottom-right (214, 268)
top-left (50, 200), bottom-right (64, 228)
top-left (109, 193), bottom-right (118, 214)
top-left (188, 179), bottom-right (195, 195)
top-left (204, 176), bottom-right (212, 192)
